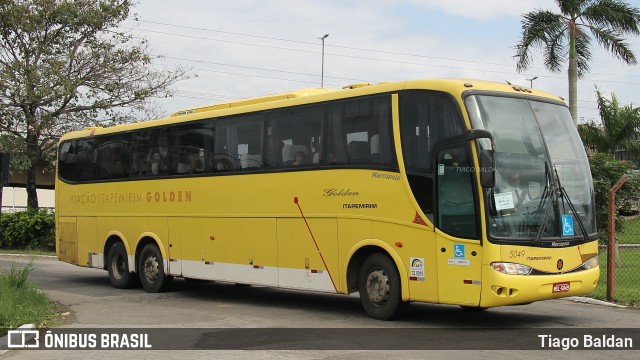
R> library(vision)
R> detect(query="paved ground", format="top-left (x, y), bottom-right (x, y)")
top-left (1, 254), bottom-right (639, 359)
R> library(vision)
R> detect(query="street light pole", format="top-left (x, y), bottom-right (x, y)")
top-left (526, 76), bottom-right (538, 88)
top-left (319, 34), bottom-right (329, 88)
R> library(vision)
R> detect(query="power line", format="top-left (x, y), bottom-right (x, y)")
top-left (132, 19), bottom-right (640, 79)
top-left (152, 62), bottom-right (347, 87)
top-left (135, 20), bottom-right (516, 69)
top-left (163, 56), bottom-right (370, 82)
top-left (135, 28), bottom-right (640, 87)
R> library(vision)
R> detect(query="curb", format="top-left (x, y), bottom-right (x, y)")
top-left (565, 296), bottom-right (627, 308)
top-left (0, 324), bottom-right (36, 354)
top-left (0, 253), bottom-right (56, 258)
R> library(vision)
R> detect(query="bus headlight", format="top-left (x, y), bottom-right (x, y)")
top-left (581, 256), bottom-right (599, 270)
top-left (491, 262), bottom-right (533, 275)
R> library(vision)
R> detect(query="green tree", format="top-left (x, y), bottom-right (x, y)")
top-left (587, 153), bottom-right (640, 242)
top-left (578, 88), bottom-right (640, 155)
top-left (0, 0), bottom-right (187, 208)
top-left (514, 0), bottom-right (640, 124)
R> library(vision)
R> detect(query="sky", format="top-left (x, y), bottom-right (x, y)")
top-left (122, 0), bottom-right (640, 124)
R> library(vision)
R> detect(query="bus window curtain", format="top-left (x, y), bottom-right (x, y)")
top-left (417, 100), bottom-right (430, 170)
top-left (266, 116), bottom-right (281, 166)
top-left (226, 124), bottom-right (239, 167)
top-left (329, 105), bottom-right (348, 162)
top-left (374, 99), bottom-right (392, 163)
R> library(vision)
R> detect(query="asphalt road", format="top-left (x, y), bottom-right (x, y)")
top-left (1, 254), bottom-right (639, 359)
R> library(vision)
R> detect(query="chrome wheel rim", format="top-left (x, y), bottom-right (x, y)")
top-left (366, 267), bottom-right (390, 306)
top-left (143, 256), bottom-right (159, 283)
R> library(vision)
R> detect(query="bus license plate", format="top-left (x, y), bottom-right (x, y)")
top-left (552, 282), bottom-right (570, 293)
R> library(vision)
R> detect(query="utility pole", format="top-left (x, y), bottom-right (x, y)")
top-left (319, 34), bottom-right (329, 88)
top-left (526, 76), bottom-right (538, 88)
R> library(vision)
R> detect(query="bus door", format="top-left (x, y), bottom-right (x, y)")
top-left (434, 143), bottom-right (483, 306)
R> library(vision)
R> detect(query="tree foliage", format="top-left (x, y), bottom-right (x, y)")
top-left (514, 0), bottom-right (640, 124)
top-left (0, 0), bottom-right (187, 207)
top-left (578, 88), bottom-right (640, 155)
top-left (588, 153), bottom-right (640, 241)
top-left (0, 209), bottom-right (55, 250)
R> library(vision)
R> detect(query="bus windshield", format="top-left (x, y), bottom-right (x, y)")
top-left (466, 95), bottom-right (596, 242)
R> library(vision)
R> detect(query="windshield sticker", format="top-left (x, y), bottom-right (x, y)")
top-left (528, 182), bottom-right (541, 199)
top-left (562, 215), bottom-right (575, 236)
top-left (438, 164), bottom-right (445, 175)
top-left (410, 257), bottom-right (425, 281)
top-left (494, 192), bottom-right (514, 210)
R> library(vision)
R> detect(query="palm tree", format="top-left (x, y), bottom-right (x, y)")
top-left (578, 88), bottom-right (640, 155)
top-left (514, 0), bottom-right (640, 125)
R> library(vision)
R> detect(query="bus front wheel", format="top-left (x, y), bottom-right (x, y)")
top-left (358, 253), bottom-right (407, 320)
top-left (139, 244), bottom-right (172, 293)
top-left (107, 242), bottom-right (138, 289)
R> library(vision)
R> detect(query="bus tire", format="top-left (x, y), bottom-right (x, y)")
top-left (358, 253), bottom-right (407, 320)
top-left (107, 242), bottom-right (138, 289)
top-left (139, 243), bottom-right (172, 293)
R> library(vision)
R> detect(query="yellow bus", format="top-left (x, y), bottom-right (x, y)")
top-left (56, 79), bottom-right (599, 320)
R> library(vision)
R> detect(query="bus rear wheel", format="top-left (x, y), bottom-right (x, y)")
top-left (358, 253), bottom-right (407, 320)
top-left (139, 244), bottom-right (172, 293)
top-left (107, 242), bottom-right (138, 289)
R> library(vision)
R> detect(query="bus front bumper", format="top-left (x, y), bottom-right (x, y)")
top-left (479, 266), bottom-right (600, 308)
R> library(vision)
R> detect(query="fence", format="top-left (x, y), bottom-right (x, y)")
top-left (592, 176), bottom-right (640, 307)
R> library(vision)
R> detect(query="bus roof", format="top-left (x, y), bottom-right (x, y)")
top-left (169, 88), bottom-right (336, 117)
top-left (60, 79), bottom-right (565, 141)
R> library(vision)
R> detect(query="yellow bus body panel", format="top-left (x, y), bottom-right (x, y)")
top-left (55, 78), bottom-right (596, 309)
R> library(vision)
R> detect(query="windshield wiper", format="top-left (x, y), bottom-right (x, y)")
top-left (533, 162), bottom-right (589, 245)
top-left (554, 167), bottom-right (589, 244)
top-left (533, 162), bottom-right (554, 245)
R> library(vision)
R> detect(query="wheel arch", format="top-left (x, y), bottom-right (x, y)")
top-left (103, 232), bottom-right (130, 271)
top-left (344, 240), bottom-right (409, 301)
top-left (135, 232), bottom-right (168, 273)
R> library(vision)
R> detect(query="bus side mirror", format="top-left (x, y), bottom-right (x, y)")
top-left (465, 130), bottom-right (495, 189)
top-left (479, 149), bottom-right (495, 188)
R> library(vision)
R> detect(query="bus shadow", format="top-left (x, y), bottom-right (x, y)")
top-left (171, 279), bottom-right (563, 327)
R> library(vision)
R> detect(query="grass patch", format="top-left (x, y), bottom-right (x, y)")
top-left (0, 262), bottom-right (60, 336)
top-left (618, 216), bottom-right (640, 244)
top-left (592, 248), bottom-right (640, 306)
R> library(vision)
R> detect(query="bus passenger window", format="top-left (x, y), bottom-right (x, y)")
top-left (97, 134), bottom-right (130, 180)
top-left (169, 121), bottom-right (214, 175)
top-left (327, 95), bottom-right (395, 167)
top-left (265, 106), bottom-right (323, 168)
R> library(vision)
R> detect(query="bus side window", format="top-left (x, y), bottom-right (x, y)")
top-left (223, 114), bottom-right (264, 171)
top-left (58, 140), bottom-right (77, 181)
top-left (169, 121), bottom-right (214, 175)
top-left (327, 95), bottom-right (395, 166)
top-left (265, 106), bottom-right (323, 168)
top-left (399, 91), bottom-right (466, 222)
top-left (436, 146), bottom-right (478, 239)
top-left (96, 134), bottom-right (129, 180)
